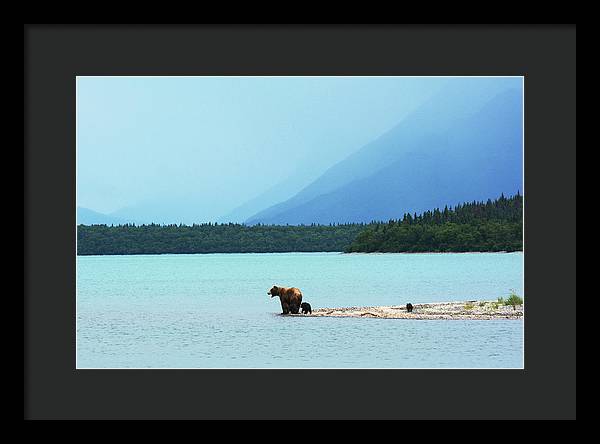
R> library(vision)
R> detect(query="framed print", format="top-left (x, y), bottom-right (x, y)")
top-left (25, 24), bottom-right (576, 420)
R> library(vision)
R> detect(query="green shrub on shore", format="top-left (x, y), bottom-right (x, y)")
top-left (464, 302), bottom-right (475, 310)
top-left (505, 290), bottom-right (523, 309)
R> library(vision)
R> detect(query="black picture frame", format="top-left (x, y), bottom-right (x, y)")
top-left (24, 24), bottom-right (576, 420)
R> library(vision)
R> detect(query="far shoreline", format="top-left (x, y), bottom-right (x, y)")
top-left (76, 250), bottom-right (523, 257)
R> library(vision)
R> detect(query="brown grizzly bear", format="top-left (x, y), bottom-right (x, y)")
top-left (268, 285), bottom-right (303, 314)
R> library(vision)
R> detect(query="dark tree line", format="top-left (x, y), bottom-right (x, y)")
top-left (77, 222), bottom-right (368, 255)
top-left (345, 192), bottom-right (523, 253)
top-left (77, 193), bottom-right (523, 255)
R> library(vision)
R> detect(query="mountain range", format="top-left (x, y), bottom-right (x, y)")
top-left (76, 207), bottom-right (134, 226)
top-left (78, 81), bottom-right (523, 227)
top-left (244, 84), bottom-right (523, 225)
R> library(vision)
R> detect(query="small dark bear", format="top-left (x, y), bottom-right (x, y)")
top-left (300, 302), bottom-right (312, 314)
top-left (406, 303), bottom-right (414, 313)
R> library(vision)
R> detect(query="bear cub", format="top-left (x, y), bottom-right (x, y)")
top-left (300, 302), bottom-right (312, 314)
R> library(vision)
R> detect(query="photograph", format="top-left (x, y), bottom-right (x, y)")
top-left (76, 75), bottom-right (524, 369)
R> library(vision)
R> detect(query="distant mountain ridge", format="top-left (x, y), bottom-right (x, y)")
top-left (216, 164), bottom-right (322, 224)
top-left (77, 207), bottom-right (135, 226)
top-left (246, 84), bottom-right (522, 225)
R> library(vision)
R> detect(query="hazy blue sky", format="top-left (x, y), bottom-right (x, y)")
top-left (76, 76), bottom-right (520, 223)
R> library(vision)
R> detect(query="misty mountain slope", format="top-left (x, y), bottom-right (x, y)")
top-left (108, 197), bottom-right (217, 225)
top-left (216, 163), bottom-right (327, 223)
top-left (247, 87), bottom-right (522, 225)
top-left (246, 80), bottom-right (521, 225)
top-left (77, 207), bottom-right (132, 226)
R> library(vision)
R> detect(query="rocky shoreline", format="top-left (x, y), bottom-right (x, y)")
top-left (294, 300), bottom-right (523, 320)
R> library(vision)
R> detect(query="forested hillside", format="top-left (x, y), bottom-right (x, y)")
top-left (77, 194), bottom-right (522, 255)
top-left (345, 193), bottom-right (522, 253)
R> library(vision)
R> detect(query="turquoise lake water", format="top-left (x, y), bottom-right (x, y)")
top-left (77, 252), bottom-right (524, 368)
